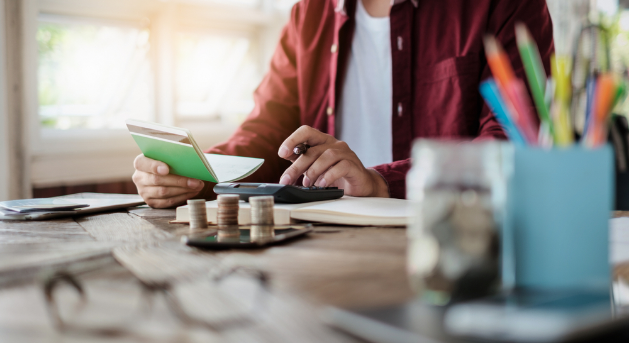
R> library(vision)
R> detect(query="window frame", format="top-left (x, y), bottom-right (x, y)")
top-left (21, 0), bottom-right (288, 188)
top-left (0, 0), bottom-right (10, 200)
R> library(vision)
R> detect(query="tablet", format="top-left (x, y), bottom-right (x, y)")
top-left (182, 225), bottom-right (313, 250)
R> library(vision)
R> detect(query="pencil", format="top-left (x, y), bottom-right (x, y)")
top-left (550, 54), bottom-right (574, 146)
top-left (590, 73), bottom-right (616, 146)
top-left (484, 35), bottom-right (539, 144)
top-left (516, 23), bottom-right (553, 133)
top-left (504, 79), bottom-right (540, 144)
top-left (479, 79), bottom-right (527, 145)
top-left (483, 35), bottom-right (517, 89)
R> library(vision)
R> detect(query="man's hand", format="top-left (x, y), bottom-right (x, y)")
top-left (277, 126), bottom-right (389, 197)
top-left (132, 154), bottom-right (205, 208)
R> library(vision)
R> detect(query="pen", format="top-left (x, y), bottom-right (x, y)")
top-left (293, 143), bottom-right (310, 155)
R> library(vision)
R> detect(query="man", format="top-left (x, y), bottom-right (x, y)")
top-left (133, 0), bottom-right (554, 208)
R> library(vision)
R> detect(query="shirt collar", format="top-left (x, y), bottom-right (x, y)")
top-left (335, 0), bottom-right (418, 16)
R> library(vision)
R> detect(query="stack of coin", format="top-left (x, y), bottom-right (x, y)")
top-left (249, 196), bottom-right (274, 225)
top-left (217, 227), bottom-right (240, 243)
top-left (250, 225), bottom-right (274, 242)
top-left (187, 199), bottom-right (208, 229)
top-left (217, 194), bottom-right (240, 227)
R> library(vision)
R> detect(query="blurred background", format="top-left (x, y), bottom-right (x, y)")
top-left (0, 0), bottom-right (297, 200)
top-left (0, 0), bottom-right (626, 201)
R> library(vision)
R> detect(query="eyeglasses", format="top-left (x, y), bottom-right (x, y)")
top-left (43, 265), bottom-right (270, 339)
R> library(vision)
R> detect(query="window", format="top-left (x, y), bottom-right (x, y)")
top-left (175, 30), bottom-right (259, 124)
top-left (22, 0), bottom-right (295, 188)
top-left (37, 16), bottom-right (153, 129)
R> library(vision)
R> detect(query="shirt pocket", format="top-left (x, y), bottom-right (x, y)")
top-left (414, 53), bottom-right (483, 137)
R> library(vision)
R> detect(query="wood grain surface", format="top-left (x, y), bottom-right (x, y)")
top-left (7, 194), bottom-right (627, 341)
top-left (0, 218), bottom-right (94, 244)
top-left (0, 195), bottom-right (412, 342)
top-left (112, 242), bottom-right (221, 286)
top-left (76, 212), bottom-right (173, 242)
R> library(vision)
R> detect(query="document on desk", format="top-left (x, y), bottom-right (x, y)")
top-left (0, 198), bottom-right (145, 221)
top-left (176, 196), bottom-right (409, 226)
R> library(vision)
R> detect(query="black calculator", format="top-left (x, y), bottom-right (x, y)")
top-left (213, 183), bottom-right (344, 203)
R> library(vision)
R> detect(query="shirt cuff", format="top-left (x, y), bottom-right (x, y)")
top-left (368, 168), bottom-right (391, 198)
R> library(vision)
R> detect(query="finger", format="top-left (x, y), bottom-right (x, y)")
top-left (134, 154), bottom-right (169, 175)
top-left (303, 148), bottom-right (348, 186)
top-left (279, 145), bottom-right (328, 185)
top-left (141, 171), bottom-right (204, 190)
top-left (315, 159), bottom-right (353, 188)
top-left (146, 191), bottom-right (200, 209)
top-left (278, 125), bottom-right (332, 159)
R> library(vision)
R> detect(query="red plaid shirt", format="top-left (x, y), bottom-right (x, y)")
top-left (205, 0), bottom-right (554, 198)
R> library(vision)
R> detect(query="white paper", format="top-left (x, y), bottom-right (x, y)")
top-left (610, 217), bottom-right (629, 243)
top-left (290, 196), bottom-right (410, 226)
top-left (203, 154), bottom-right (264, 183)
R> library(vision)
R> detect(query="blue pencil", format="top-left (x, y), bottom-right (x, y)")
top-left (480, 79), bottom-right (528, 145)
top-left (583, 76), bottom-right (597, 137)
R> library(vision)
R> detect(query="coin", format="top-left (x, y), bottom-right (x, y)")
top-left (250, 196), bottom-right (274, 225)
top-left (217, 194), bottom-right (240, 227)
top-left (251, 225), bottom-right (275, 243)
top-left (187, 199), bottom-right (208, 229)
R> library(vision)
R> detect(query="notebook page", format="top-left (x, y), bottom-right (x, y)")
top-left (203, 154), bottom-right (264, 183)
top-left (291, 196), bottom-right (410, 226)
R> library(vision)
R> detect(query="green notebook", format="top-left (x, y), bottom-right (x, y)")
top-left (126, 119), bottom-right (264, 183)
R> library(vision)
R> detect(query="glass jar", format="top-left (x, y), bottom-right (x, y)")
top-left (406, 140), bottom-right (510, 305)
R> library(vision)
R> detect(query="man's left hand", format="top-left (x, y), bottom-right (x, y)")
top-left (277, 125), bottom-right (389, 197)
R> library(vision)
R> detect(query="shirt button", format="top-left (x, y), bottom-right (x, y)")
top-left (327, 107), bottom-right (334, 116)
top-left (331, 44), bottom-right (338, 53)
top-left (397, 103), bottom-right (403, 117)
top-left (397, 36), bottom-right (403, 51)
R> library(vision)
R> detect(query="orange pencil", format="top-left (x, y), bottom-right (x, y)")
top-left (484, 35), bottom-right (517, 88)
top-left (484, 35), bottom-right (538, 144)
top-left (588, 73), bottom-right (615, 146)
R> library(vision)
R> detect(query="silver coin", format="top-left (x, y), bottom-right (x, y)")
top-left (217, 195), bottom-right (240, 227)
top-left (187, 199), bottom-right (208, 229)
top-left (250, 196), bottom-right (274, 225)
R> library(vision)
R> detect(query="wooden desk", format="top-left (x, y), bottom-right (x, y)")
top-left (0, 194), bottom-right (414, 342)
top-left (2, 194), bottom-right (629, 342)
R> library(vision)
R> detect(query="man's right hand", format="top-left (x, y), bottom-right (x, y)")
top-left (132, 154), bottom-right (205, 208)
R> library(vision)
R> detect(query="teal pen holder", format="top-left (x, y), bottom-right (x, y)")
top-left (503, 144), bottom-right (614, 291)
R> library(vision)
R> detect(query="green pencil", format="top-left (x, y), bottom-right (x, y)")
top-left (515, 23), bottom-right (553, 134)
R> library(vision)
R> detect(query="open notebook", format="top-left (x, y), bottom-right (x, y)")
top-left (176, 196), bottom-right (409, 226)
top-left (126, 119), bottom-right (264, 183)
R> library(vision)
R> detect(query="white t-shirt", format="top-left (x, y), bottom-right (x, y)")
top-left (337, 0), bottom-right (393, 168)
